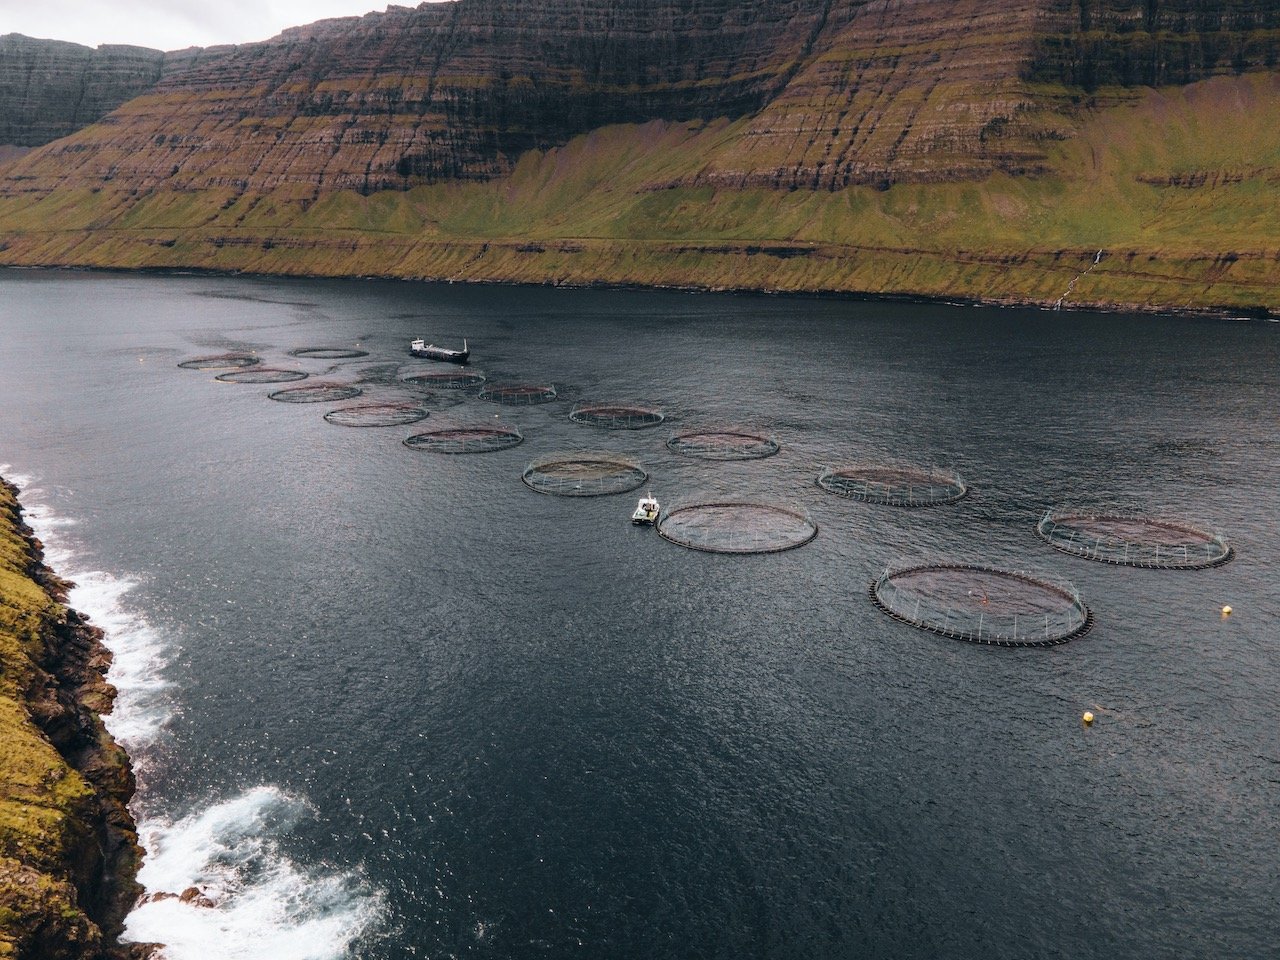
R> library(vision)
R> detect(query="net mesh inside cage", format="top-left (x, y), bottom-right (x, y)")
top-left (870, 562), bottom-right (1092, 647)
top-left (324, 403), bottom-right (429, 427)
top-left (666, 430), bottom-right (780, 461)
top-left (289, 347), bottom-right (369, 359)
top-left (569, 404), bottom-right (665, 430)
top-left (521, 452), bottom-right (647, 496)
top-left (403, 425), bottom-right (524, 454)
top-left (402, 370), bottom-right (487, 390)
top-left (268, 383), bottom-right (363, 403)
top-left (817, 464), bottom-right (967, 507)
top-left (479, 383), bottom-right (558, 405)
top-left (215, 368), bottom-right (308, 384)
top-left (656, 502), bottom-right (818, 554)
top-left (1036, 509), bottom-right (1233, 569)
top-left (179, 354), bottom-right (260, 370)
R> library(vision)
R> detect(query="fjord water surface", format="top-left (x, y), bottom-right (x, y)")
top-left (2, 270), bottom-right (1277, 959)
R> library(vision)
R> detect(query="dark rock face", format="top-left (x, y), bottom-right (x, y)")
top-left (2, 0), bottom-right (1280, 198)
top-left (0, 35), bottom-right (166, 146)
top-left (0, 34), bottom-right (226, 149)
top-left (1031, 0), bottom-right (1280, 88)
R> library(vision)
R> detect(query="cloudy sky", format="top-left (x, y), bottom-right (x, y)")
top-left (1, 1), bottom-right (424, 50)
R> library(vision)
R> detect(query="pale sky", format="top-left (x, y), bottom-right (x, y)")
top-left (0, 1), bottom-right (441, 51)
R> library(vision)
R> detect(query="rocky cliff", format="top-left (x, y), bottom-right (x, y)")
top-left (0, 34), bottom-right (220, 149)
top-left (0, 479), bottom-right (147, 960)
top-left (0, 0), bottom-right (1277, 314)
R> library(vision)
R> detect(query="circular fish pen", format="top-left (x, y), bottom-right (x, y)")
top-left (289, 347), bottom-right (369, 359)
top-left (521, 452), bottom-right (647, 497)
top-left (656, 502), bottom-right (818, 555)
top-left (870, 562), bottom-right (1092, 647)
top-left (817, 464), bottom-right (967, 507)
top-left (1036, 509), bottom-right (1233, 569)
top-left (178, 353), bottom-right (260, 370)
top-left (479, 383), bottom-right (558, 405)
top-left (666, 430), bottom-right (780, 461)
top-left (402, 370), bottom-right (487, 390)
top-left (403, 425), bottom-right (524, 454)
top-left (215, 368), bottom-right (308, 384)
top-left (569, 403), bottom-right (665, 430)
top-left (324, 403), bottom-right (429, 427)
top-left (268, 383), bottom-right (363, 403)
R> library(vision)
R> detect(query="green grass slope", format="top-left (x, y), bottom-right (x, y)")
top-left (0, 73), bottom-right (1277, 314)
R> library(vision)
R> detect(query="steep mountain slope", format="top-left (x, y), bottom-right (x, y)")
top-left (0, 34), bottom-right (225, 150)
top-left (0, 0), bottom-right (1277, 314)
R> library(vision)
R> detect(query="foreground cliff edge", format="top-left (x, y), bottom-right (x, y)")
top-left (0, 478), bottom-right (150, 959)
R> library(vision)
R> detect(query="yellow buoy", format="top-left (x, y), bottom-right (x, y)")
top-left (1221, 605), bottom-right (1233, 617)
top-left (1082, 711), bottom-right (1095, 725)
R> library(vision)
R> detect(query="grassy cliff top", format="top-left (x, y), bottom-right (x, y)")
top-left (0, 482), bottom-right (117, 959)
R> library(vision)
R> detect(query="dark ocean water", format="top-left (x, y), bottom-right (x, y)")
top-left (2, 268), bottom-right (1277, 960)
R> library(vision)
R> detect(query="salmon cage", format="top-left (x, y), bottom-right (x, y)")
top-left (215, 368), bottom-right (308, 384)
top-left (656, 501), bottom-right (818, 555)
top-left (666, 430), bottom-right (780, 461)
top-left (402, 369), bottom-right (487, 389)
top-left (817, 463), bottom-right (967, 507)
top-left (479, 383), bottom-right (558, 405)
top-left (289, 347), bottom-right (370, 359)
top-left (569, 403), bottom-right (665, 430)
top-left (1035, 509), bottom-right (1233, 569)
top-left (178, 354), bottom-right (260, 370)
top-left (323, 403), bottom-right (429, 427)
top-left (870, 560), bottom-right (1093, 647)
top-left (268, 383), bottom-right (363, 403)
top-left (404, 425), bottom-right (524, 454)
top-left (521, 452), bottom-right (647, 496)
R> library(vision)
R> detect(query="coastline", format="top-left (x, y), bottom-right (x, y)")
top-left (0, 262), bottom-right (1272, 324)
top-left (0, 476), bottom-right (153, 959)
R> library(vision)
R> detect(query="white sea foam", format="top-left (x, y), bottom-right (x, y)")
top-left (7, 472), bottom-right (173, 750)
top-left (5, 468), bottom-right (382, 959)
top-left (126, 786), bottom-right (382, 960)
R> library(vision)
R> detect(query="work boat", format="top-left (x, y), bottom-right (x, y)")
top-left (631, 493), bottom-right (660, 525)
top-left (410, 337), bottom-right (470, 363)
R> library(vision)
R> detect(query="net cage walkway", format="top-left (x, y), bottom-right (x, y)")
top-left (268, 383), bottom-right (363, 403)
top-left (215, 368), bottom-right (308, 384)
top-left (480, 383), bottom-right (559, 405)
top-left (656, 501), bottom-right (818, 555)
top-left (569, 403), bottom-right (665, 430)
top-left (818, 464), bottom-right (967, 507)
top-left (522, 452), bottom-right (647, 496)
top-left (666, 430), bottom-right (780, 461)
top-left (324, 403), bottom-right (429, 427)
top-left (404, 425), bottom-right (524, 454)
top-left (870, 562), bottom-right (1093, 647)
top-left (1036, 509), bottom-right (1233, 569)
top-left (289, 347), bottom-right (369, 359)
top-left (179, 353), bottom-right (260, 370)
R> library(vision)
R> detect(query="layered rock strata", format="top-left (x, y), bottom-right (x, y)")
top-left (0, 478), bottom-right (148, 960)
top-left (0, 0), bottom-right (1277, 314)
top-left (0, 34), bottom-right (227, 150)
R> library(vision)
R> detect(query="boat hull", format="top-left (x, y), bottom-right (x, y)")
top-left (410, 348), bottom-right (470, 364)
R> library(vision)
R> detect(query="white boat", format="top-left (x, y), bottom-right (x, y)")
top-left (631, 493), bottom-right (660, 525)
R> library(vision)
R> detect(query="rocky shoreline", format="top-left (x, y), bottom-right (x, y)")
top-left (0, 477), bottom-right (155, 959)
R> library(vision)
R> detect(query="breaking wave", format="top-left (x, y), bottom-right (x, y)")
top-left (5, 467), bottom-right (382, 959)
